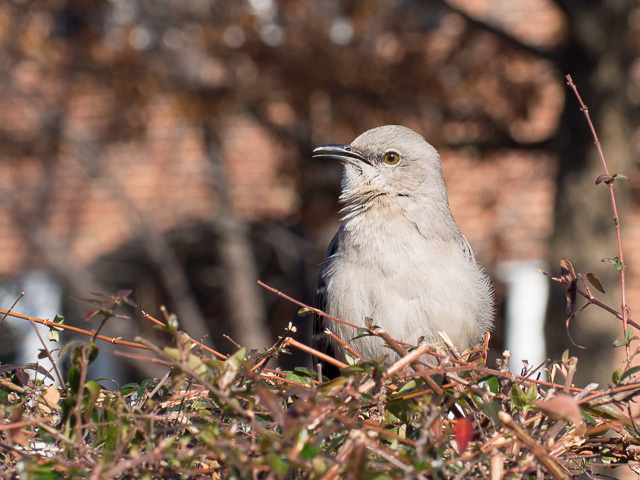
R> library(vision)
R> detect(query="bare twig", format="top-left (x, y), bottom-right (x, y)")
top-left (0, 308), bottom-right (151, 349)
top-left (0, 291), bottom-right (24, 325)
top-left (25, 315), bottom-right (65, 388)
top-left (565, 74), bottom-right (631, 362)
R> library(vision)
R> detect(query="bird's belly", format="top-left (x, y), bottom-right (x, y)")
top-left (324, 247), bottom-right (486, 360)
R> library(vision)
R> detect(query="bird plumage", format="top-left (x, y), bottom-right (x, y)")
top-left (313, 125), bottom-right (493, 367)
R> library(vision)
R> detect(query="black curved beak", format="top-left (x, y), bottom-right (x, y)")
top-left (312, 144), bottom-right (368, 167)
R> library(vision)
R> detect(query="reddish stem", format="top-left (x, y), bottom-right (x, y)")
top-left (565, 74), bottom-right (630, 362)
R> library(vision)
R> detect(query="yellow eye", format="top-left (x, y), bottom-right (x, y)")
top-left (383, 152), bottom-right (400, 164)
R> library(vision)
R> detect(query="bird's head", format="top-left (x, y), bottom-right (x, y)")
top-left (313, 125), bottom-right (447, 213)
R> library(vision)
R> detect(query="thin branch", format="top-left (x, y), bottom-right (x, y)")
top-left (25, 313), bottom-right (65, 387)
top-left (539, 270), bottom-right (638, 329)
top-left (0, 308), bottom-right (151, 350)
top-left (565, 75), bottom-right (631, 362)
top-left (437, 0), bottom-right (555, 60)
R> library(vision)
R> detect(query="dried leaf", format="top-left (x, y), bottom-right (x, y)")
top-left (535, 394), bottom-right (582, 425)
top-left (40, 384), bottom-right (61, 415)
top-left (14, 367), bottom-right (28, 387)
top-left (560, 258), bottom-right (576, 281)
top-left (566, 278), bottom-right (577, 317)
top-left (585, 272), bottom-right (605, 293)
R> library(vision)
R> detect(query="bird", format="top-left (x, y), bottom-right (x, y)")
top-left (312, 125), bottom-right (493, 371)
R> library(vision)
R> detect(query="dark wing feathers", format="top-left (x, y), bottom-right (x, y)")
top-left (313, 226), bottom-right (342, 378)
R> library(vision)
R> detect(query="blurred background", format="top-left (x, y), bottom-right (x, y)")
top-left (0, 0), bottom-right (638, 386)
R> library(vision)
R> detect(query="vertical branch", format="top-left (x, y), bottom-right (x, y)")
top-left (565, 75), bottom-right (630, 362)
top-left (203, 121), bottom-right (272, 351)
top-left (66, 138), bottom-right (213, 347)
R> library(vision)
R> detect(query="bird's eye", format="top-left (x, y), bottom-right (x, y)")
top-left (383, 152), bottom-right (400, 165)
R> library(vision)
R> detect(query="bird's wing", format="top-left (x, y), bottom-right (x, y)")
top-left (313, 226), bottom-right (343, 376)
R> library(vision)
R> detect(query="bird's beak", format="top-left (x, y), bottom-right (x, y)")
top-left (312, 144), bottom-right (368, 167)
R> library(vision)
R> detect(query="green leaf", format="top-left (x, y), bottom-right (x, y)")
top-left (71, 346), bottom-right (83, 366)
top-left (581, 410), bottom-right (597, 426)
top-left (481, 400), bottom-right (501, 424)
top-left (297, 307), bottom-right (314, 317)
top-left (624, 328), bottom-right (638, 344)
top-left (291, 366), bottom-right (317, 378)
top-left (267, 453), bottom-right (289, 477)
top-left (386, 397), bottom-right (416, 425)
top-left (612, 368), bottom-right (622, 384)
top-left (612, 329), bottom-right (637, 348)
top-left (612, 337), bottom-right (627, 348)
top-left (168, 314), bottom-right (179, 332)
top-left (68, 366), bottom-right (80, 394)
top-left (300, 442), bottom-right (323, 460)
top-left (601, 256), bottom-right (624, 271)
top-left (60, 396), bottom-right (76, 426)
top-left (46, 314), bottom-right (65, 342)
top-left (285, 369), bottom-right (315, 385)
top-left (187, 353), bottom-right (207, 376)
top-left (525, 383), bottom-right (538, 404)
top-left (119, 383), bottom-right (141, 397)
top-left (83, 381), bottom-right (102, 422)
top-left (19, 462), bottom-right (62, 480)
top-left (396, 378), bottom-right (424, 394)
top-left (58, 341), bottom-right (81, 360)
top-left (163, 347), bottom-right (181, 362)
top-left (86, 343), bottom-right (100, 364)
top-left (510, 385), bottom-right (529, 409)
top-left (619, 366), bottom-right (640, 384)
top-left (227, 347), bottom-right (247, 365)
top-left (479, 375), bottom-right (500, 394)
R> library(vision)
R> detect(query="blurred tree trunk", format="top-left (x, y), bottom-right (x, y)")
top-left (546, 1), bottom-right (634, 385)
top-left (66, 136), bottom-right (213, 345)
top-left (204, 122), bottom-right (272, 351)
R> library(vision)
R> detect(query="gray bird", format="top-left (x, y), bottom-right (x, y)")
top-left (313, 125), bottom-right (493, 369)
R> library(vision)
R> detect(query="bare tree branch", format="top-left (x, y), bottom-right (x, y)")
top-left (435, 0), bottom-right (555, 60)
